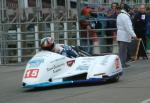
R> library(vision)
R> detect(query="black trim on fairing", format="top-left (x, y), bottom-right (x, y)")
top-left (22, 82), bottom-right (26, 87)
top-left (63, 73), bottom-right (87, 81)
top-left (49, 78), bottom-right (52, 82)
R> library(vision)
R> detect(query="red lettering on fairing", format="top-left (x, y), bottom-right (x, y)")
top-left (24, 69), bottom-right (39, 78)
top-left (115, 58), bottom-right (120, 69)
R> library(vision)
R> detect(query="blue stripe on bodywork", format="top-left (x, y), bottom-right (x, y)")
top-left (23, 72), bottom-right (123, 88)
top-left (23, 81), bottom-right (73, 88)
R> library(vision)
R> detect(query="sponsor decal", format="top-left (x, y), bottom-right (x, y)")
top-left (53, 68), bottom-right (61, 73)
top-left (24, 69), bottom-right (39, 78)
top-left (67, 60), bottom-right (75, 67)
top-left (52, 63), bottom-right (64, 73)
top-left (115, 58), bottom-right (120, 69)
top-left (47, 67), bottom-right (53, 71)
top-left (47, 63), bottom-right (65, 73)
top-left (28, 59), bottom-right (44, 67)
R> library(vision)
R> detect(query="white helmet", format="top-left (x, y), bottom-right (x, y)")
top-left (40, 37), bottom-right (55, 51)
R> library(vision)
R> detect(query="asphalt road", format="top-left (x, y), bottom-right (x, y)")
top-left (0, 59), bottom-right (150, 103)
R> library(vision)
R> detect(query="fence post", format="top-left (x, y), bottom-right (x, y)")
top-left (34, 25), bottom-right (39, 53)
top-left (17, 27), bottom-right (22, 62)
top-left (77, 0), bottom-right (81, 46)
top-left (0, 0), bottom-right (2, 64)
top-left (76, 22), bottom-right (80, 46)
top-left (50, 22), bottom-right (55, 38)
top-left (64, 22), bottom-right (68, 45)
top-left (0, 36), bottom-right (1, 64)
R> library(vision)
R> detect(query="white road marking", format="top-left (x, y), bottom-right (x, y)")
top-left (141, 98), bottom-right (150, 103)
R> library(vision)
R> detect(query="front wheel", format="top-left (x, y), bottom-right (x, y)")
top-left (109, 75), bottom-right (120, 83)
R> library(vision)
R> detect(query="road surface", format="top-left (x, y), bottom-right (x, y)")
top-left (0, 59), bottom-right (150, 103)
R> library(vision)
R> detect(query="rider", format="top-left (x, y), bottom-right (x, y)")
top-left (40, 37), bottom-right (78, 58)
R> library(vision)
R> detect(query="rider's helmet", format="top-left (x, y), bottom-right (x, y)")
top-left (40, 37), bottom-right (55, 51)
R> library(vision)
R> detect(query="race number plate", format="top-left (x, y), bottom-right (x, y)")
top-left (24, 69), bottom-right (39, 78)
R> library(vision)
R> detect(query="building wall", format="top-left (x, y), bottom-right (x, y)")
top-left (91, 0), bottom-right (150, 4)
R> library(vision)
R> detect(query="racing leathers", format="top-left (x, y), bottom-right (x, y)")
top-left (51, 44), bottom-right (78, 58)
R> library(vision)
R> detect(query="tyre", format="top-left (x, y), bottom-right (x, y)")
top-left (109, 74), bottom-right (120, 83)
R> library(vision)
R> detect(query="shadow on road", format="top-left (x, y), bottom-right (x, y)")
top-left (23, 80), bottom-right (122, 93)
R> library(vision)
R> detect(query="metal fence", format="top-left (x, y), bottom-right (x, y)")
top-left (2, 0), bottom-right (149, 65)
top-left (0, 19), bottom-right (119, 65)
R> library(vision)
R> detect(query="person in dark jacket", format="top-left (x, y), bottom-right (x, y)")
top-left (133, 5), bottom-right (148, 59)
top-left (106, 2), bottom-right (119, 52)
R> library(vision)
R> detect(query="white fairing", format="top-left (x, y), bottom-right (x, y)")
top-left (22, 51), bottom-right (123, 87)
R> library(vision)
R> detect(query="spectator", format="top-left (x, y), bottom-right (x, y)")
top-left (80, 19), bottom-right (98, 54)
top-left (105, 2), bottom-right (119, 52)
top-left (147, 7), bottom-right (150, 17)
top-left (133, 5), bottom-right (148, 59)
top-left (80, 7), bottom-right (99, 54)
top-left (117, 4), bottom-right (137, 68)
top-left (106, 9), bottom-right (114, 52)
top-left (111, 2), bottom-right (119, 14)
top-left (129, 7), bottom-right (136, 20)
top-left (81, 6), bottom-right (93, 16)
top-left (111, 2), bottom-right (119, 34)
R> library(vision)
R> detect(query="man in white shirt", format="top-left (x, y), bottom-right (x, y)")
top-left (117, 4), bottom-right (137, 68)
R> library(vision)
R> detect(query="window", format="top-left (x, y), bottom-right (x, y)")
top-left (57, 0), bottom-right (65, 6)
top-left (28, 0), bottom-right (36, 7)
top-left (42, 0), bottom-right (51, 8)
top-left (103, 0), bottom-right (107, 3)
top-left (6, 0), bottom-right (18, 9)
top-left (145, 0), bottom-right (149, 3)
top-left (70, 1), bottom-right (77, 8)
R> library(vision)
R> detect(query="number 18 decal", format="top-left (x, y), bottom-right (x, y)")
top-left (25, 69), bottom-right (39, 78)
